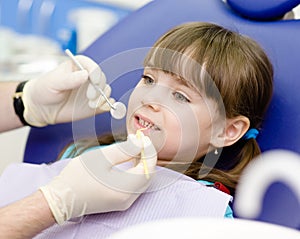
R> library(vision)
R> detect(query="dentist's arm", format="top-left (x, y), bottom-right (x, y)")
top-left (0, 191), bottom-right (55, 239)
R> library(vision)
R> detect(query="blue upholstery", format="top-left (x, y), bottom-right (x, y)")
top-left (227, 0), bottom-right (300, 20)
top-left (256, 181), bottom-right (300, 228)
top-left (24, 0), bottom-right (300, 229)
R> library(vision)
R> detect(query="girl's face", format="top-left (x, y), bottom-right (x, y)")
top-left (126, 68), bottom-right (222, 166)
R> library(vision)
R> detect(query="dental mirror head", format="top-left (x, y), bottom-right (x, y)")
top-left (110, 101), bottom-right (127, 119)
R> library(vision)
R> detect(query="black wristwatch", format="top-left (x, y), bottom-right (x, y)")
top-left (13, 81), bottom-right (32, 126)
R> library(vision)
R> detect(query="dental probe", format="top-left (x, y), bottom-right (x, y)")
top-left (136, 128), bottom-right (150, 179)
top-left (65, 49), bottom-right (126, 119)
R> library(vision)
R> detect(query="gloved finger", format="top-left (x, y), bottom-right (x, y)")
top-left (55, 70), bottom-right (89, 91)
top-left (78, 135), bottom-right (152, 194)
top-left (114, 167), bottom-right (152, 195)
top-left (91, 97), bottom-right (116, 112)
top-left (127, 135), bottom-right (157, 176)
top-left (117, 142), bottom-right (157, 193)
top-left (141, 135), bottom-right (157, 173)
top-left (86, 83), bottom-right (98, 100)
top-left (89, 68), bottom-right (106, 90)
top-left (88, 85), bottom-right (115, 110)
top-left (88, 97), bottom-right (115, 111)
top-left (41, 59), bottom-right (89, 92)
top-left (87, 83), bottom-right (111, 101)
top-left (100, 134), bottom-right (144, 166)
top-left (75, 55), bottom-right (107, 90)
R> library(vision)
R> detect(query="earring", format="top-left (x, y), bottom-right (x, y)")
top-left (214, 148), bottom-right (218, 155)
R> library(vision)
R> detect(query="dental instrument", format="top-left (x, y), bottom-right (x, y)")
top-left (65, 49), bottom-right (127, 119)
top-left (136, 128), bottom-right (150, 179)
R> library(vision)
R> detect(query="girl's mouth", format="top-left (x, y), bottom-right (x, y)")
top-left (135, 115), bottom-right (160, 131)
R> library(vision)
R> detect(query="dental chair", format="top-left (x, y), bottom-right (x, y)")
top-left (24, 0), bottom-right (300, 229)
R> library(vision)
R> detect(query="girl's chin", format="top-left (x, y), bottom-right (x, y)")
top-left (156, 159), bottom-right (188, 166)
top-left (156, 160), bottom-right (169, 166)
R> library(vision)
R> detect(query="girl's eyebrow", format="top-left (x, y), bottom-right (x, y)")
top-left (173, 76), bottom-right (198, 92)
top-left (174, 76), bottom-right (203, 97)
top-left (144, 67), bottom-right (200, 94)
top-left (174, 76), bottom-right (189, 87)
top-left (149, 69), bottom-right (189, 87)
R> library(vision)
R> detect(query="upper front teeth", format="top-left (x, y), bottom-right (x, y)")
top-left (139, 118), bottom-right (153, 128)
top-left (139, 118), bottom-right (159, 130)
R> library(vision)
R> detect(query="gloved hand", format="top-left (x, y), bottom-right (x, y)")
top-left (22, 55), bottom-right (115, 127)
top-left (40, 133), bottom-right (157, 224)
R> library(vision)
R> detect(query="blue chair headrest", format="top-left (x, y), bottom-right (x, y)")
top-left (227, 0), bottom-right (300, 20)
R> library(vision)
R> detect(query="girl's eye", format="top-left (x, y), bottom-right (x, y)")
top-left (173, 92), bottom-right (190, 103)
top-left (142, 74), bottom-right (155, 85)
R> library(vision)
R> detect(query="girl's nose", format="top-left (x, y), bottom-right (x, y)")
top-left (140, 85), bottom-right (168, 112)
top-left (141, 99), bottom-right (161, 112)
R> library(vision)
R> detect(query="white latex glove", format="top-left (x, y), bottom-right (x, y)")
top-left (40, 133), bottom-right (157, 224)
top-left (22, 55), bottom-right (115, 127)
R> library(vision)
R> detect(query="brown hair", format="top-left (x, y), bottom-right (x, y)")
top-left (60, 22), bottom-right (273, 193)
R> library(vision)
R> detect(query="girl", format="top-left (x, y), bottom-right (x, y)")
top-left (61, 22), bottom-right (273, 196)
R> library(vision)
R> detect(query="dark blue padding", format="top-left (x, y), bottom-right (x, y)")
top-left (227, 0), bottom-right (300, 20)
top-left (257, 181), bottom-right (300, 229)
top-left (24, 0), bottom-right (300, 228)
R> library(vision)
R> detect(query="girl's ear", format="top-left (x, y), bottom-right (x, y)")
top-left (211, 116), bottom-right (250, 148)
